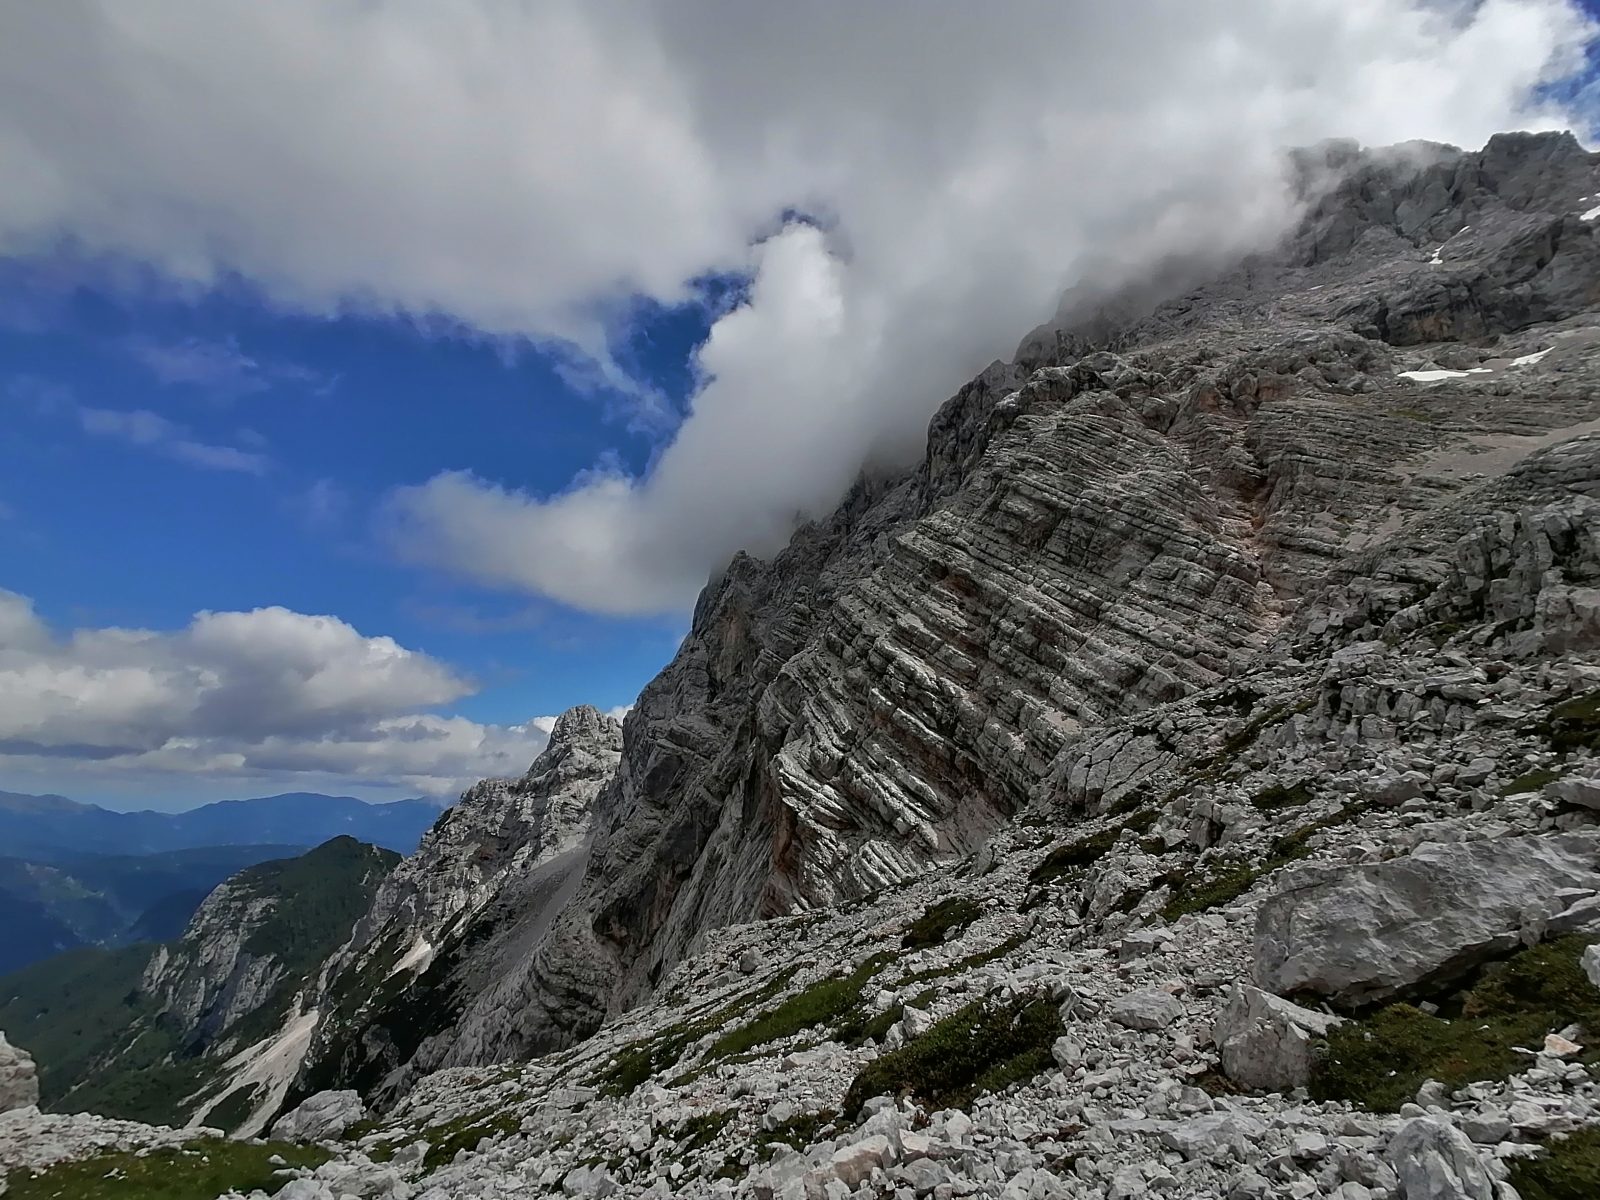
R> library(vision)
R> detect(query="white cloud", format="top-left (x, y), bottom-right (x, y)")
top-left (0, 589), bottom-right (549, 795)
top-left (0, 1), bottom-right (1592, 613)
top-left (77, 404), bottom-right (272, 474)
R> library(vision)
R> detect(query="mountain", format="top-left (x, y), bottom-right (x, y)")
top-left (9, 130), bottom-right (1600, 1197)
top-left (0, 837), bottom-right (398, 1133)
top-left (0, 790), bottom-right (441, 860)
top-left (0, 844), bottom-right (313, 974)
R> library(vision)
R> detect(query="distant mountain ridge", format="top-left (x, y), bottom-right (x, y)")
top-left (0, 791), bottom-right (443, 860)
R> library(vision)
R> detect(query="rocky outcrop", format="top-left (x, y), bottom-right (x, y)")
top-left (1387, 1116), bottom-right (1496, 1200)
top-left (270, 1091), bottom-right (366, 1143)
top-left (0, 1033), bottom-right (38, 1114)
top-left (25, 133), bottom-right (1600, 1200)
top-left (1214, 986), bottom-right (1344, 1093)
top-left (1253, 832), bottom-right (1600, 1007)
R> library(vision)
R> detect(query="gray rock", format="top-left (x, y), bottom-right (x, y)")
top-left (1544, 776), bottom-right (1600, 810)
top-left (0, 1033), bottom-right (38, 1114)
top-left (1387, 1115), bottom-right (1495, 1200)
top-left (1108, 988), bottom-right (1183, 1031)
top-left (1584, 944), bottom-right (1600, 989)
top-left (270, 1090), bottom-right (367, 1143)
top-left (1254, 833), bottom-right (1600, 1006)
top-left (1160, 1112), bottom-right (1267, 1162)
top-left (1214, 984), bottom-right (1344, 1091)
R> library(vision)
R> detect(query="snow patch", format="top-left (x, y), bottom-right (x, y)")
top-left (1398, 368), bottom-right (1493, 383)
top-left (1428, 247), bottom-right (1443, 266)
top-left (1511, 348), bottom-right (1552, 367)
top-left (1582, 204), bottom-right (1600, 222)
top-left (388, 934), bottom-right (435, 979)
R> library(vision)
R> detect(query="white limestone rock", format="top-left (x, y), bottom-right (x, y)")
top-left (1214, 984), bottom-right (1344, 1092)
top-left (1387, 1115), bottom-right (1495, 1200)
top-left (0, 1034), bottom-right (37, 1115)
top-left (1253, 832), bottom-right (1600, 1006)
top-left (1108, 988), bottom-right (1183, 1031)
top-left (269, 1090), bottom-right (366, 1143)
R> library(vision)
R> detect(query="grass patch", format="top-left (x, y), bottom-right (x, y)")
top-left (3, 1139), bottom-right (328, 1200)
top-left (1539, 690), bottom-right (1600, 754)
top-left (1159, 802), bottom-right (1373, 921)
top-left (903, 931), bottom-right (1029, 985)
top-left (901, 898), bottom-right (982, 949)
top-left (676, 1109), bottom-right (735, 1153)
top-left (705, 954), bottom-right (890, 1062)
top-left (1503, 767), bottom-right (1561, 797)
top-left (1312, 936), bottom-right (1600, 1112)
top-left (1251, 780), bottom-right (1314, 811)
top-left (420, 1109), bottom-right (521, 1172)
top-left (1029, 810), bottom-right (1157, 886)
top-left (756, 1109), bottom-right (838, 1162)
top-left (594, 968), bottom-right (802, 1095)
top-left (841, 995), bottom-right (1063, 1115)
top-left (1510, 1124), bottom-right (1600, 1200)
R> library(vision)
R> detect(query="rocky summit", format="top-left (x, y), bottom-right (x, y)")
top-left (8, 129), bottom-right (1600, 1199)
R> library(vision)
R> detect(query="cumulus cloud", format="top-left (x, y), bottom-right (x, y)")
top-left (0, 1), bottom-right (1593, 613)
top-left (0, 589), bottom-right (550, 795)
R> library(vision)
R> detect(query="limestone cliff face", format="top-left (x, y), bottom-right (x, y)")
top-left (465, 131), bottom-right (1600, 1063)
top-left (290, 131), bottom-right (1600, 1094)
top-left (292, 707), bottom-right (622, 1103)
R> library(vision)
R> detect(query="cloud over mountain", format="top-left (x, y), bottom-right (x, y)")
top-left (0, 1), bottom-right (1592, 613)
top-left (0, 590), bottom-right (549, 795)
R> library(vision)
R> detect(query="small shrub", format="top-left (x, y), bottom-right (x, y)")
top-left (1540, 690), bottom-right (1600, 753)
top-left (901, 898), bottom-right (982, 949)
top-left (705, 955), bottom-right (890, 1062)
top-left (841, 996), bottom-right (1064, 1114)
top-left (676, 1109), bottom-right (735, 1153)
top-left (756, 1109), bottom-right (838, 1162)
top-left (1509, 1124), bottom-right (1600, 1200)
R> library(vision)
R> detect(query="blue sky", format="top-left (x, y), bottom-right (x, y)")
top-left (0, 1), bottom-right (1592, 810)
top-left (0, 265), bottom-right (715, 808)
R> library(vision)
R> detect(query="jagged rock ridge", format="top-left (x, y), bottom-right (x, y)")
top-left (415, 129), bottom-right (1600, 1069)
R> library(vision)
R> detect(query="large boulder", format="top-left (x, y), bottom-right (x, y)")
top-left (1254, 832), bottom-right (1600, 1007)
top-left (0, 1032), bottom-right (39, 1113)
top-left (1213, 984), bottom-right (1344, 1092)
top-left (269, 1090), bottom-right (367, 1143)
top-left (1387, 1115), bottom-right (1495, 1200)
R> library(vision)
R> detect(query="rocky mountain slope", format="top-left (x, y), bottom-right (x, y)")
top-left (8, 129), bottom-right (1600, 1199)
top-left (0, 837), bottom-right (396, 1135)
top-left (312, 129), bottom-right (1600, 1085)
